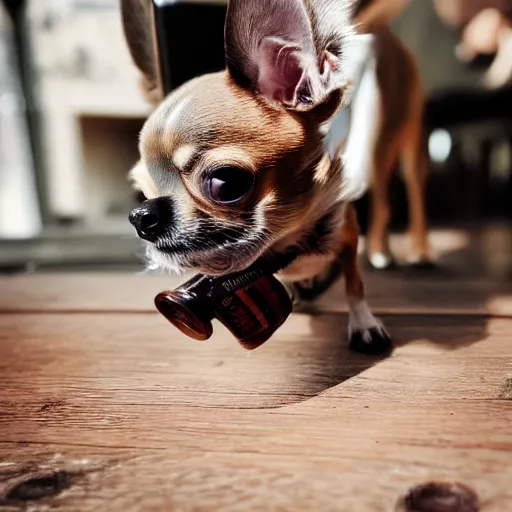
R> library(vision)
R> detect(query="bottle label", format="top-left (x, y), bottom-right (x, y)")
top-left (214, 275), bottom-right (285, 341)
top-left (218, 268), bottom-right (265, 294)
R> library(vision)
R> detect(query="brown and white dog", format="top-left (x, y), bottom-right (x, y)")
top-left (122, 0), bottom-right (426, 353)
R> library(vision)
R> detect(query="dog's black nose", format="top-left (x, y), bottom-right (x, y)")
top-left (129, 198), bottom-right (171, 241)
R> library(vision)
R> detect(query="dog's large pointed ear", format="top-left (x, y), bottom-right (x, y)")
top-left (225, 0), bottom-right (353, 112)
top-left (120, 0), bottom-right (163, 105)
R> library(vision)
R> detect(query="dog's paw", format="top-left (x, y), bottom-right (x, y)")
top-left (348, 323), bottom-right (393, 355)
top-left (367, 252), bottom-right (395, 271)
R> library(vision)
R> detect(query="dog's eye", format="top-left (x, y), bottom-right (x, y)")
top-left (204, 167), bottom-right (255, 204)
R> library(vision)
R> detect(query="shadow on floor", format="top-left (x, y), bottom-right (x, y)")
top-left (1, 226), bottom-right (506, 412)
top-left (280, 311), bottom-right (490, 404)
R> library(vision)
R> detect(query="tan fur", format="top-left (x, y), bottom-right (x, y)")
top-left (123, 0), bottom-right (401, 348)
top-left (366, 26), bottom-right (429, 264)
top-left (123, 0), bottom-right (429, 271)
top-left (133, 69), bottom-right (340, 275)
top-left (124, 0), bottom-right (429, 270)
top-left (354, 0), bottom-right (410, 31)
top-left (353, 1), bottom-right (430, 265)
top-left (120, 0), bottom-right (163, 104)
top-left (139, 72), bottom-right (314, 219)
top-left (339, 203), bottom-right (365, 301)
top-left (284, 203), bottom-right (366, 298)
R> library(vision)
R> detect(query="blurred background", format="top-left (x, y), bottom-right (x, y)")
top-left (1, 0), bottom-right (511, 277)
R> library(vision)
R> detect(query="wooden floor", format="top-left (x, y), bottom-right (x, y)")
top-left (1, 231), bottom-right (512, 511)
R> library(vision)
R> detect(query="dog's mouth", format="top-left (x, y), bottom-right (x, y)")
top-left (144, 221), bottom-right (274, 276)
top-left (146, 244), bottom-right (268, 276)
top-left (143, 209), bottom-right (338, 277)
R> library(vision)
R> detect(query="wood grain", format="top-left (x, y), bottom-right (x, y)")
top-left (1, 270), bottom-right (512, 317)
top-left (1, 247), bottom-right (512, 512)
top-left (1, 283), bottom-right (512, 512)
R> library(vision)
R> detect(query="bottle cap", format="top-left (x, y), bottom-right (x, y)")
top-left (155, 291), bottom-right (214, 341)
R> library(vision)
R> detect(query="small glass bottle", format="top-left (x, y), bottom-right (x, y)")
top-left (155, 262), bottom-right (293, 350)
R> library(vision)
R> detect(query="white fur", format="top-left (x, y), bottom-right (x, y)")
top-left (165, 97), bottom-right (190, 134)
top-left (144, 193), bottom-right (275, 276)
top-left (134, 12), bottom-right (380, 285)
top-left (323, 34), bottom-right (381, 203)
top-left (145, 243), bottom-right (186, 275)
top-left (128, 161), bottom-right (158, 199)
top-left (340, 50), bottom-right (380, 201)
top-left (347, 298), bottom-right (387, 343)
top-left (172, 144), bottom-right (197, 170)
top-left (368, 251), bottom-right (393, 269)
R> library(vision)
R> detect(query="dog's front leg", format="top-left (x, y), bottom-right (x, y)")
top-left (340, 204), bottom-right (392, 354)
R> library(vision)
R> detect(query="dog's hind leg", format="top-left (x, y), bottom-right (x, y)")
top-left (400, 99), bottom-right (431, 267)
top-left (366, 126), bottom-right (400, 270)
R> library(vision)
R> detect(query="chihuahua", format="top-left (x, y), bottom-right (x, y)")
top-left (122, 0), bottom-right (426, 353)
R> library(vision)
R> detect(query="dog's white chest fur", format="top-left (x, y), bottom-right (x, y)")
top-left (323, 35), bottom-right (381, 203)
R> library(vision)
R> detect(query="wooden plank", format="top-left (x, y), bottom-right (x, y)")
top-left (2, 227), bottom-right (511, 316)
top-left (0, 438), bottom-right (510, 511)
top-left (1, 312), bottom-right (511, 510)
top-left (0, 313), bottom-right (510, 408)
top-left (1, 271), bottom-right (512, 317)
